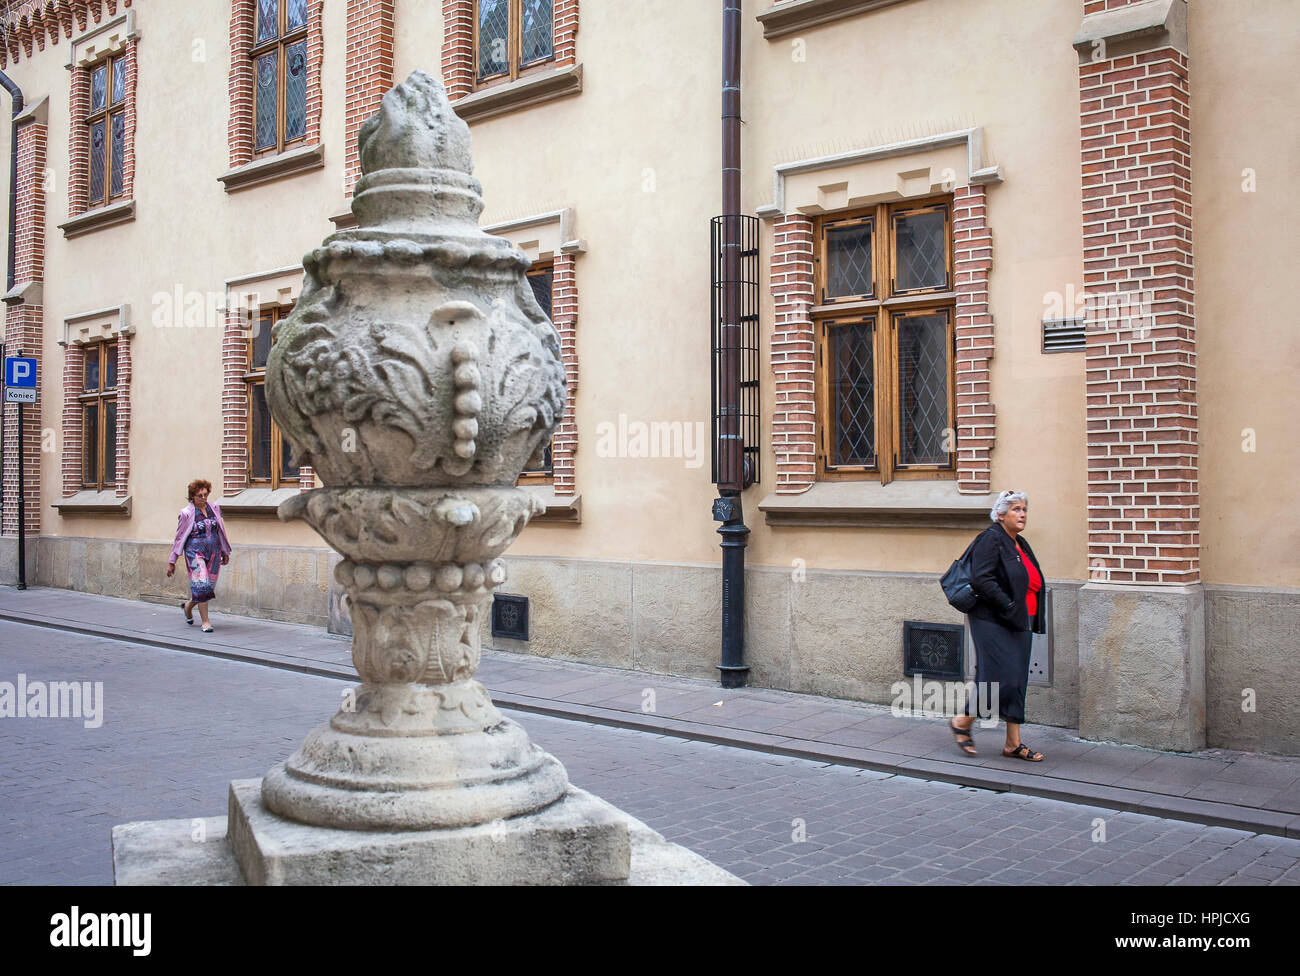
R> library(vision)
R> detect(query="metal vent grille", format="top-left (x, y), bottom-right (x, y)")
top-left (491, 594), bottom-right (530, 641)
top-left (902, 621), bottom-right (964, 681)
top-left (1042, 316), bottom-right (1086, 353)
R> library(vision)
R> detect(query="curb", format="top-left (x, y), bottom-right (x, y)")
top-left (4, 608), bottom-right (1299, 841)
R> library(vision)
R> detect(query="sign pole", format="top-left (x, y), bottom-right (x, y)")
top-left (16, 347), bottom-right (25, 590)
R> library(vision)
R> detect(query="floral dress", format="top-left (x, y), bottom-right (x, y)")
top-left (184, 506), bottom-right (223, 604)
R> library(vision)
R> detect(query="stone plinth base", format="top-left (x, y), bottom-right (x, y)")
top-left (112, 782), bottom-right (744, 886)
top-left (1078, 582), bottom-right (1206, 752)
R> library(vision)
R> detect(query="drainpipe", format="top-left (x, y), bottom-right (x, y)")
top-left (714, 0), bottom-right (749, 688)
top-left (0, 68), bottom-right (23, 587)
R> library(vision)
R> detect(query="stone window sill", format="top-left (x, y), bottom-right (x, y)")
top-left (757, 481), bottom-right (997, 528)
top-left (218, 143), bottom-right (325, 194)
top-left (452, 64), bottom-right (583, 124)
top-left (52, 490), bottom-right (131, 516)
top-left (58, 199), bottom-right (135, 239)
top-left (756, 0), bottom-right (911, 39)
top-left (217, 487), bottom-right (302, 517)
top-left (520, 485), bottom-right (581, 524)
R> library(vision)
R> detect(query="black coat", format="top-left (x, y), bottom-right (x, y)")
top-left (966, 524), bottom-right (1047, 634)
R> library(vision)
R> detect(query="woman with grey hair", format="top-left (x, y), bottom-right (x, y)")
top-left (948, 489), bottom-right (1048, 761)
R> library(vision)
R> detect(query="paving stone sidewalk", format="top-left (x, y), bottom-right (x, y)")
top-left (4, 585), bottom-right (1300, 839)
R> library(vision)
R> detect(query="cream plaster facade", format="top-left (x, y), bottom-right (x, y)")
top-left (1, 0), bottom-right (1297, 754)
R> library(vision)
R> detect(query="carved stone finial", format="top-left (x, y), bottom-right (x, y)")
top-left (258, 70), bottom-right (570, 833)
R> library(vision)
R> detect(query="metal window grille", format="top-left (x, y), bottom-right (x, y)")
top-left (710, 214), bottom-right (760, 489)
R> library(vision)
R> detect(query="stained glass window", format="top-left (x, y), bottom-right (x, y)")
top-left (247, 305), bottom-right (299, 488)
top-left (83, 53), bottom-right (128, 207)
top-left (255, 52), bottom-right (278, 150)
top-left (89, 120), bottom-right (106, 204)
top-left (91, 65), bottom-right (107, 111)
top-left (257, 0), bottom-right (279, 42)
top-left (104, 401), bottom-right (118, 484)
top-left (111, 113), bottom-right (125, 197)
top-left (285, 41), bottom-right (308, 141)
top-left (251, 0), bottom-right (310, 155)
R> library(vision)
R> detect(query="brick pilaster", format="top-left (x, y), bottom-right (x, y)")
top-left (551, 252), bottom-right (579, 496)
top-left (344, 0), bottom-right (395, 196)
top-left (227, 0), bottom-right (255, 168)
top-left (954, 184), bottom-right (995, 494)
top-left (2, 116), bottom-right (47, 538)
top-left (769, 215), bottom-right (816, 494)
top-left (1080, 16), bottom-right (1196, 585)
top-left (67, 62), bottom-right (91, 216)
top-left (441, 0), bottom-right (474, 100)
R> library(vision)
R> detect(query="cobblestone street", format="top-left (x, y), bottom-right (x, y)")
top-left (3, 620), bottom-right (1299, 886)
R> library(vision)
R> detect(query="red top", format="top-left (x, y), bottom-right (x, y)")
top-left (1019, 541), bottom-right (1042, 618)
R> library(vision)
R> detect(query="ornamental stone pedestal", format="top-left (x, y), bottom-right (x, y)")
top-left (110, 72), bottom-right (740, 886)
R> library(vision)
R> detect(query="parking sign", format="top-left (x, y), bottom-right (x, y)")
top-left (4, 357), bottom-right (37, 404)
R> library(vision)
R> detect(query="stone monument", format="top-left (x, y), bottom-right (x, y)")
top-left (110, 71), bottom-right (741, 886)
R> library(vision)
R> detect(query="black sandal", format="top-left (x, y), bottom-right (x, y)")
top-left (181, 599), bottom-right (193, 625)
top-left (1003, 743), bottom-right (1043, 762)
top-left (948, 717), bottom-right (977, 756)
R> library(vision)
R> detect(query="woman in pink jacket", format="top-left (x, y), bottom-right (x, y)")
top-left (166, 479), bottom-right (232, 633)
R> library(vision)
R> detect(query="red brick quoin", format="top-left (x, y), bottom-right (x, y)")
top-left (1080, 19), bottom-right (1196, 586)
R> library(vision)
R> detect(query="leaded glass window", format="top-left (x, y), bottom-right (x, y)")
top-left (896, 311), bottom-right (951, 465)
top-left (828, 319), bottom-right (876, 467)
top-left (246, 304), bottom-right (299, 488)
top-left (83, 53), bottom-right (127, 208)
top-left (476, 0), bottom-right (555, 84)
top-left (814, 198), bottom-right (955, 483)
top-left (251, 0), bottom-right (311, 156)
top-left (80, 341), bottom-right (118, 490)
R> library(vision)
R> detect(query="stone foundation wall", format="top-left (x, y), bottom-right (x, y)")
top-left (31, 534), bottom-right (338, 628)
top-left (1205, 584), bottom-right (1300, 756)
top-left (15, 539), bottom-right (1300, 755)
top-left (464, 556), bottom-right (1084, 730)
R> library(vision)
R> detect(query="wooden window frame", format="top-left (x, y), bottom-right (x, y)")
top-left (84, 53), bottom-right (127, 209)
top-left (518, 259), bottom-right (555, 484)
top-left (813, 196), bottom-right (956, 485)
top-left (250, 0), bottom-right (311, 158)
top-left (79, 340), bottom-right (118, 490)
top-left (473, 0), bottom-right (556, 90)
top-left (244, 304), bottom-right (299, 489)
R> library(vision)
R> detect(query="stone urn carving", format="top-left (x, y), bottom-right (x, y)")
top-left (261, 70), bottom-right (568, 830)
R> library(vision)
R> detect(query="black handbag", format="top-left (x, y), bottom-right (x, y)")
top-left (940, 536), bottom-right (980, 612)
